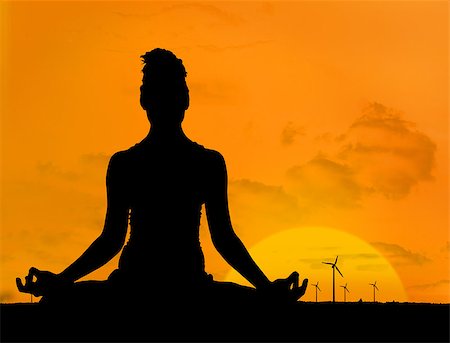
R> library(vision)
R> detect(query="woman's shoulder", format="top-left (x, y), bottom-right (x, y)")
top-left (191, 142), bottom-right (226, 166)
top-left (107, 143), bottom-right (144, 171)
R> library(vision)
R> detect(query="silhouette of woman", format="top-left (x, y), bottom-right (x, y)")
top-left (17, 48), bottom-right (307, 310)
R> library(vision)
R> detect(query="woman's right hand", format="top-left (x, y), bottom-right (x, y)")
top-left (16, 267), bottom-right (71, 297)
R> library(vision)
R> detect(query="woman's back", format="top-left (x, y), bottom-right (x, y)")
top-left (114, 138), bottom-right (215, 287)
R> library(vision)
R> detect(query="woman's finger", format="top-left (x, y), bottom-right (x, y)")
top-left (28, 267), bottom-right (42, 280)
top-left (16, 277), bottom-right (26, 292)
top-left (291, 278), bottom-right (308, 300)
top-left (287, 272), bottom-right (299, 289)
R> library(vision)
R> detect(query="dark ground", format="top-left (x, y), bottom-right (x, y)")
top-left (1, 301), bottom-right (449, 342)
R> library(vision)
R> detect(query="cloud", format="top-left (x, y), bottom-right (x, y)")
top-left (200, 178), bottom-right (302, 279)
top-left (297, 254), bottom-right (385, 271)
top-left (355, 264), bottom-right (389, 272)
top-left (37, 162), bottom-right (80, 181)
top-left (407, 279), bottom-right (450, 291)
top-left (371, 242), bottom-right (431, 266)
top-left (113, 3), bottom-right (244, 26)
top-left (228, 179), bottom-right (302, 245)
top-left (339, 102), bottom-right (436, 199)
top-left (341, 253), bottom-right (380, 260)
top-left (440, 242), bottom-right (450, 253)
top-left (4, 179), bottom-right (104, 233)
top-left (80, 153), bottom-right (111, 166)
top-left (37, 154), bottom-right (110, 183)
top-left (299, 253), bottom-right (379, 264)
top-left (197, 40), bottom-right (271, 53)
top-left (0, 291), bottom-right (14, 303)
top-left (281, 122), bottom-right (305, 146)
top-left (166, 3), bottom-right (244, 25)
top-left (36, 155), bottom-right (111, 192)
top-left (285, 102), bottom-right (437, 208)
top-left (189, 80), bottom-right (240, 104)
top-left (286, 156), bottom-right (368, 208)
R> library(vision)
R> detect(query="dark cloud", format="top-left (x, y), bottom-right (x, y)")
top-left (339, 102), bottom-right (436, 199)
top-left (162, 3), bottom-right (244, 25)
top-left (113, 3), bottom-right (244, 25)
top-left (341, 253), bottom-right (380, 260)
top-left (407, 279), bottom-right (450, 291)
top-left (197, 40), bottom-right (271, 53)
top-left (286, 102), bottom-right (437, 208)
top-left (286, 156), bottom-right (368, 208)
top-left (0, 291), bottom-right (14, 303)
top-left (37, 161), bottom-right (80, 181)
top-left (80, 153), bottom-right (111, 166)
top-left (201, 179), bottom-right (302, 278)
top-left (297, 254), bottom-right (381, 271)
top-left (228, 179), bottom-right (301, 245)
top-left (355, 264), bottom-right (389, 272)
top-left (314, 132), bottom-right (334, 143)
top-left (189, 80), bottom-right (240, 104)
top-left (37, 155), bottom-right (109, 182)
top-left (3, 180), bottom-right (104, 233)
top-left (350, 102), bottom-right (412, 133)
top-left (36, 155), bottom-right (110, 189)
top-left (440, 242), bottom-right (450, 253)
top-left (371, 242), bottom-right (431, 266)
top-left (281, 122), bottom-right (305, 146)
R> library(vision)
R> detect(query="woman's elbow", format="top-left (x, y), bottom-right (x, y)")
top-left (99, 232), bottom-right (125, 256)
top-left (211, 231), bottom-right (238, 253)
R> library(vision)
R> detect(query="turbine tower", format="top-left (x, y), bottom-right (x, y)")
top-left (322, 255), bottom-right (344, 303)
top-left (340, 283), bottom-right (350, 302)
top-left (369, 281), bottom-right (379, 302)
top-left (312, 282), bottom-right (321, 303)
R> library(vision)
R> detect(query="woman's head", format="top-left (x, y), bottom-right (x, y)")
top-left (140, 48), bottom-right (189, 126)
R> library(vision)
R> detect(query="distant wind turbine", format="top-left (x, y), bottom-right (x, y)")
top-left (312, 282), bottom-right (321, 303)
top-left (340, 283), bottom-right (350, 302)
top-left (369, 281), bottom-right (379, 302)
top-left (322, 255), bottom-right (344, 303)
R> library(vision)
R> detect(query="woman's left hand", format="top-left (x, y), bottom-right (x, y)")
top-left (259, 271), bottom-right (308, 303)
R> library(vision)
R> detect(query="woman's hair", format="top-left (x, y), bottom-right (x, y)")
top-left (140, 48), bottom-right (189, 113)
top-left (141, 48), bottom-right (187, 81)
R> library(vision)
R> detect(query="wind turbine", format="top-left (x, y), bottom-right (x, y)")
top-left (369, 281), bottom-right (379, 302)
top-left (340, 283), bottom-right (350, 302)
top-left (322, 256), bottom-right (344, 303)
top-left (312, 282), bottom-right (321, 303)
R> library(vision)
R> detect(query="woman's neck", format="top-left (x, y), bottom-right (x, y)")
top-left (145, 125), bottom-right (189, 145)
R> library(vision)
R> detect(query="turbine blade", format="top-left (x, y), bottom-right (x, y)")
top-left (375, 285), bottom-right (379, 291)
top-left (335, 266), bottom-right (344, 277)
top-left (322, 262), bottom-right (333, 265)
top-left (317, 287), bottom-right (321, 291)
top-left (335, 256), bottom-right (338, 264)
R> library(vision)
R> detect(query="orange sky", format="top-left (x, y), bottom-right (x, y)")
top-left (1, 1), bottom-right (448, 304)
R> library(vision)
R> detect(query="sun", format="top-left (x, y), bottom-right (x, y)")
top-left (225, 227), bottom-right (408, 303)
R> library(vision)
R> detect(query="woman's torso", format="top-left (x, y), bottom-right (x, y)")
top-left (116, 139), bottom-right (212, 288)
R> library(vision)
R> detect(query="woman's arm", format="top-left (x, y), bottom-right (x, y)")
top-left (205, 151), bottom-right (308, 301)
top-left (205, 151), bottom-right (271, 290)
top-left (17, 153), bottom-right (129, 296)
top-left (59, 152), bottom-right (129, 282)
